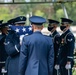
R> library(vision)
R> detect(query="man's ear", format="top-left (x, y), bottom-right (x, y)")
top-left (32, 25), bottom-right (34, 30)
top-left (41, 25), bottom-right (44, 30)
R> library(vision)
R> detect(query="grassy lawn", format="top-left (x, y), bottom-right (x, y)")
top-left (73, 70), bottom-right (76, 75)
top-left (73, 66), bottom-right (76, 75)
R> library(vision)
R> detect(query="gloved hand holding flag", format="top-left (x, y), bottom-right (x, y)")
top-left (9, 25), bottom-right (33, 44)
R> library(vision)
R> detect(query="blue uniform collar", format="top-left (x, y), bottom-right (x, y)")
top-left (52, 30), bottom-right (58, 37)
top-left (62, 29), bottom-right (70, 34)
top-left (34, 31), bottom-right (42, 34)
top-left (61, 29), bottom-right (70, 38)
top-left (62, 29), bottom-right (70, 35)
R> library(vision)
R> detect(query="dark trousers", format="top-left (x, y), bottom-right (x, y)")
top-left (0, 63), bottom-right (4, 75)
top-left (60, 66), bottom-right (72, 75)
top-left (53, 67), bottom-right (61, 75)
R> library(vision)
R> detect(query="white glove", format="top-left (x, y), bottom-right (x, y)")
top-left (20, 35), bottom-right (25, 45)
top-left (65, 64), bottom-right (71, 69)
top-left (55, 65), bottom-right (60, 70)
top-left (1, 68), bottom-right (7, 73)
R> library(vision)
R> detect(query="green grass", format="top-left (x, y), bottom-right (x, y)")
top-left (73, 70), bottom-right (76, 75)
top-left (73, 66), bottom-right (76, 75)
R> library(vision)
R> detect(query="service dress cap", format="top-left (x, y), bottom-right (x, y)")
top-left (0, 20), bottom-right (3, 24)
top-left (29, 16), bottom-right (46, 25)
top-left (61, 18), bottom-right (73, 24)
top-left (0, 22), bottom-right (8, 28)
top-left (14, 16), bottom-right (26, 24)
top-left (48, 19), bottom-right (59, 25)
top-left (7, 18), bottom-right (15, 25)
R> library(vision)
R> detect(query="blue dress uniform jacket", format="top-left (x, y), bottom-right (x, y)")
top-left (4, 31), bottom-right (20, 75)
top-left (50, 30), bottom-right (60, 64)
top-left (49, 31), bottom-right (60, 75)
top-left (57, 29), bottom-right (75, 75)
top-left (58, 29), bottom-right (75, 66)
top-left (0, 33), bottom-right (8, 75)
top-left (19, 31), bottom-right (54, 75)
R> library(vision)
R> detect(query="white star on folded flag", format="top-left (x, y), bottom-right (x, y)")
top-left (29, 27), bottom-right (32, 31)
top-left (15, 28), bottom-right (20, 32)
top-left (25, 33), bottom-right (29, 35)
top-left (9, 26), bottom-right (33, 36)
top-left (22, 27), bottom-right (26, 32)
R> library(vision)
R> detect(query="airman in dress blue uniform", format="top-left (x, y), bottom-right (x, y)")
top-left (19, 16), bottom-right (54, 75)
top-left (0, 21), bottom-right (8, 75)
top-left (56, 18), bottom-right (75, 75)
top-left (48, 19), bottom-right (60, 75)
top-left (4, 16), bottom-right (26, 75)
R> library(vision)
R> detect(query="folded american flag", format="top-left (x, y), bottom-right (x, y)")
top-left (9, 25), bottom-right (33, 44)
top-left (9, 25), bottom-right (33, 36)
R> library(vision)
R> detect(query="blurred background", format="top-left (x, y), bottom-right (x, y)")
top-left (0, 0), bottom-right (76, 24)
top-left (0, 0), bottom-right (76, 74)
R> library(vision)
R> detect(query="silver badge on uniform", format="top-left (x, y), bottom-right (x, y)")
top-left (67, 38), bottom-right (73, 42)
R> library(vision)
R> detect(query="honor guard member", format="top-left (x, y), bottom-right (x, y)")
top-left (48, 19), bottom-right (60, 75)
top-left (7, 18), bottom-right (15, 25)
top-left (14, 16), bottom-right (26, 26)
top-left (19, 16), bottom-right (54, 75)
top-left (4, 16), bottom-right (26, 75)
top-left (0, 21), bottom-right (8, 75)
top-left (57, 18), bottom-right (75, 75)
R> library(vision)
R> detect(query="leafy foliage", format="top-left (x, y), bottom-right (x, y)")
top-left (0, 1), bottom-right (76, 25)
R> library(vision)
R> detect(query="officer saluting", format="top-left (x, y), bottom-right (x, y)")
top-left (57, 18), bottom-right (75, 75)
top-left (47, 19), bottom-right (60, 75)
top-left (19, 16), bottom-right (54, 75)
top-left (0, 21), bottom-right (8, 75)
